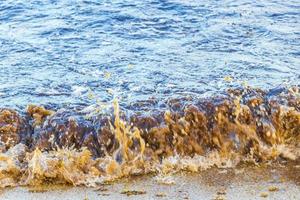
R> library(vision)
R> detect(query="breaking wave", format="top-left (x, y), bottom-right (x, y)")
top-left (0, 86), bottom-right (299, 187)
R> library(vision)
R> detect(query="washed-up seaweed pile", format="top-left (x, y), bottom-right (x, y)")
top-left (0, 86), bottom-right (299, 187)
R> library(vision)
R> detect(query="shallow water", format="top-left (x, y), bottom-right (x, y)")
top-left (0, 0), bottom-right (299, 109)
top-left (1, 166), bottom-right (300, 200)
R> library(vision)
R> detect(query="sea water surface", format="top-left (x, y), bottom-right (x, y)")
top-left (0, 0), bottom-right (299, 110)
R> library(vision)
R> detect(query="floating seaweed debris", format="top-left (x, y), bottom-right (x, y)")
top-left (155, 192), bottom-right (167, 197)
top-left (120, 189), bottom-right (146, 196)
top-left (260, 192), bottom-right (268, 198)
top-left (268, 186), bottom-right (279, 192)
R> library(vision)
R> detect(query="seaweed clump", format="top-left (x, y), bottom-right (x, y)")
top-left (0, 86), bottom-right (299, 187)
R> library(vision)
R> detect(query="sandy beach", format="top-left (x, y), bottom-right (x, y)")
top-left (1, 164), bottom-right (299, 200)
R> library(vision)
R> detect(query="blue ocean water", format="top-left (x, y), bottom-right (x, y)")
top-left (0, 0), bottom-right (299, 110)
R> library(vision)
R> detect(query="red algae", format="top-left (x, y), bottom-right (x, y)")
top-left (0, 86), bottom-right (299, 187)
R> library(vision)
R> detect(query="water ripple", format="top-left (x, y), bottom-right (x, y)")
top-left (0, 0), bottom-right (299, 109)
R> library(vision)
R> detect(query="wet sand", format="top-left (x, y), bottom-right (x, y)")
top-left (1, 165), bottom-right (299, 200)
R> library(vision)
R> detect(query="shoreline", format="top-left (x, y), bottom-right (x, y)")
top-left (1, 164), bottom-right (299, 200)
